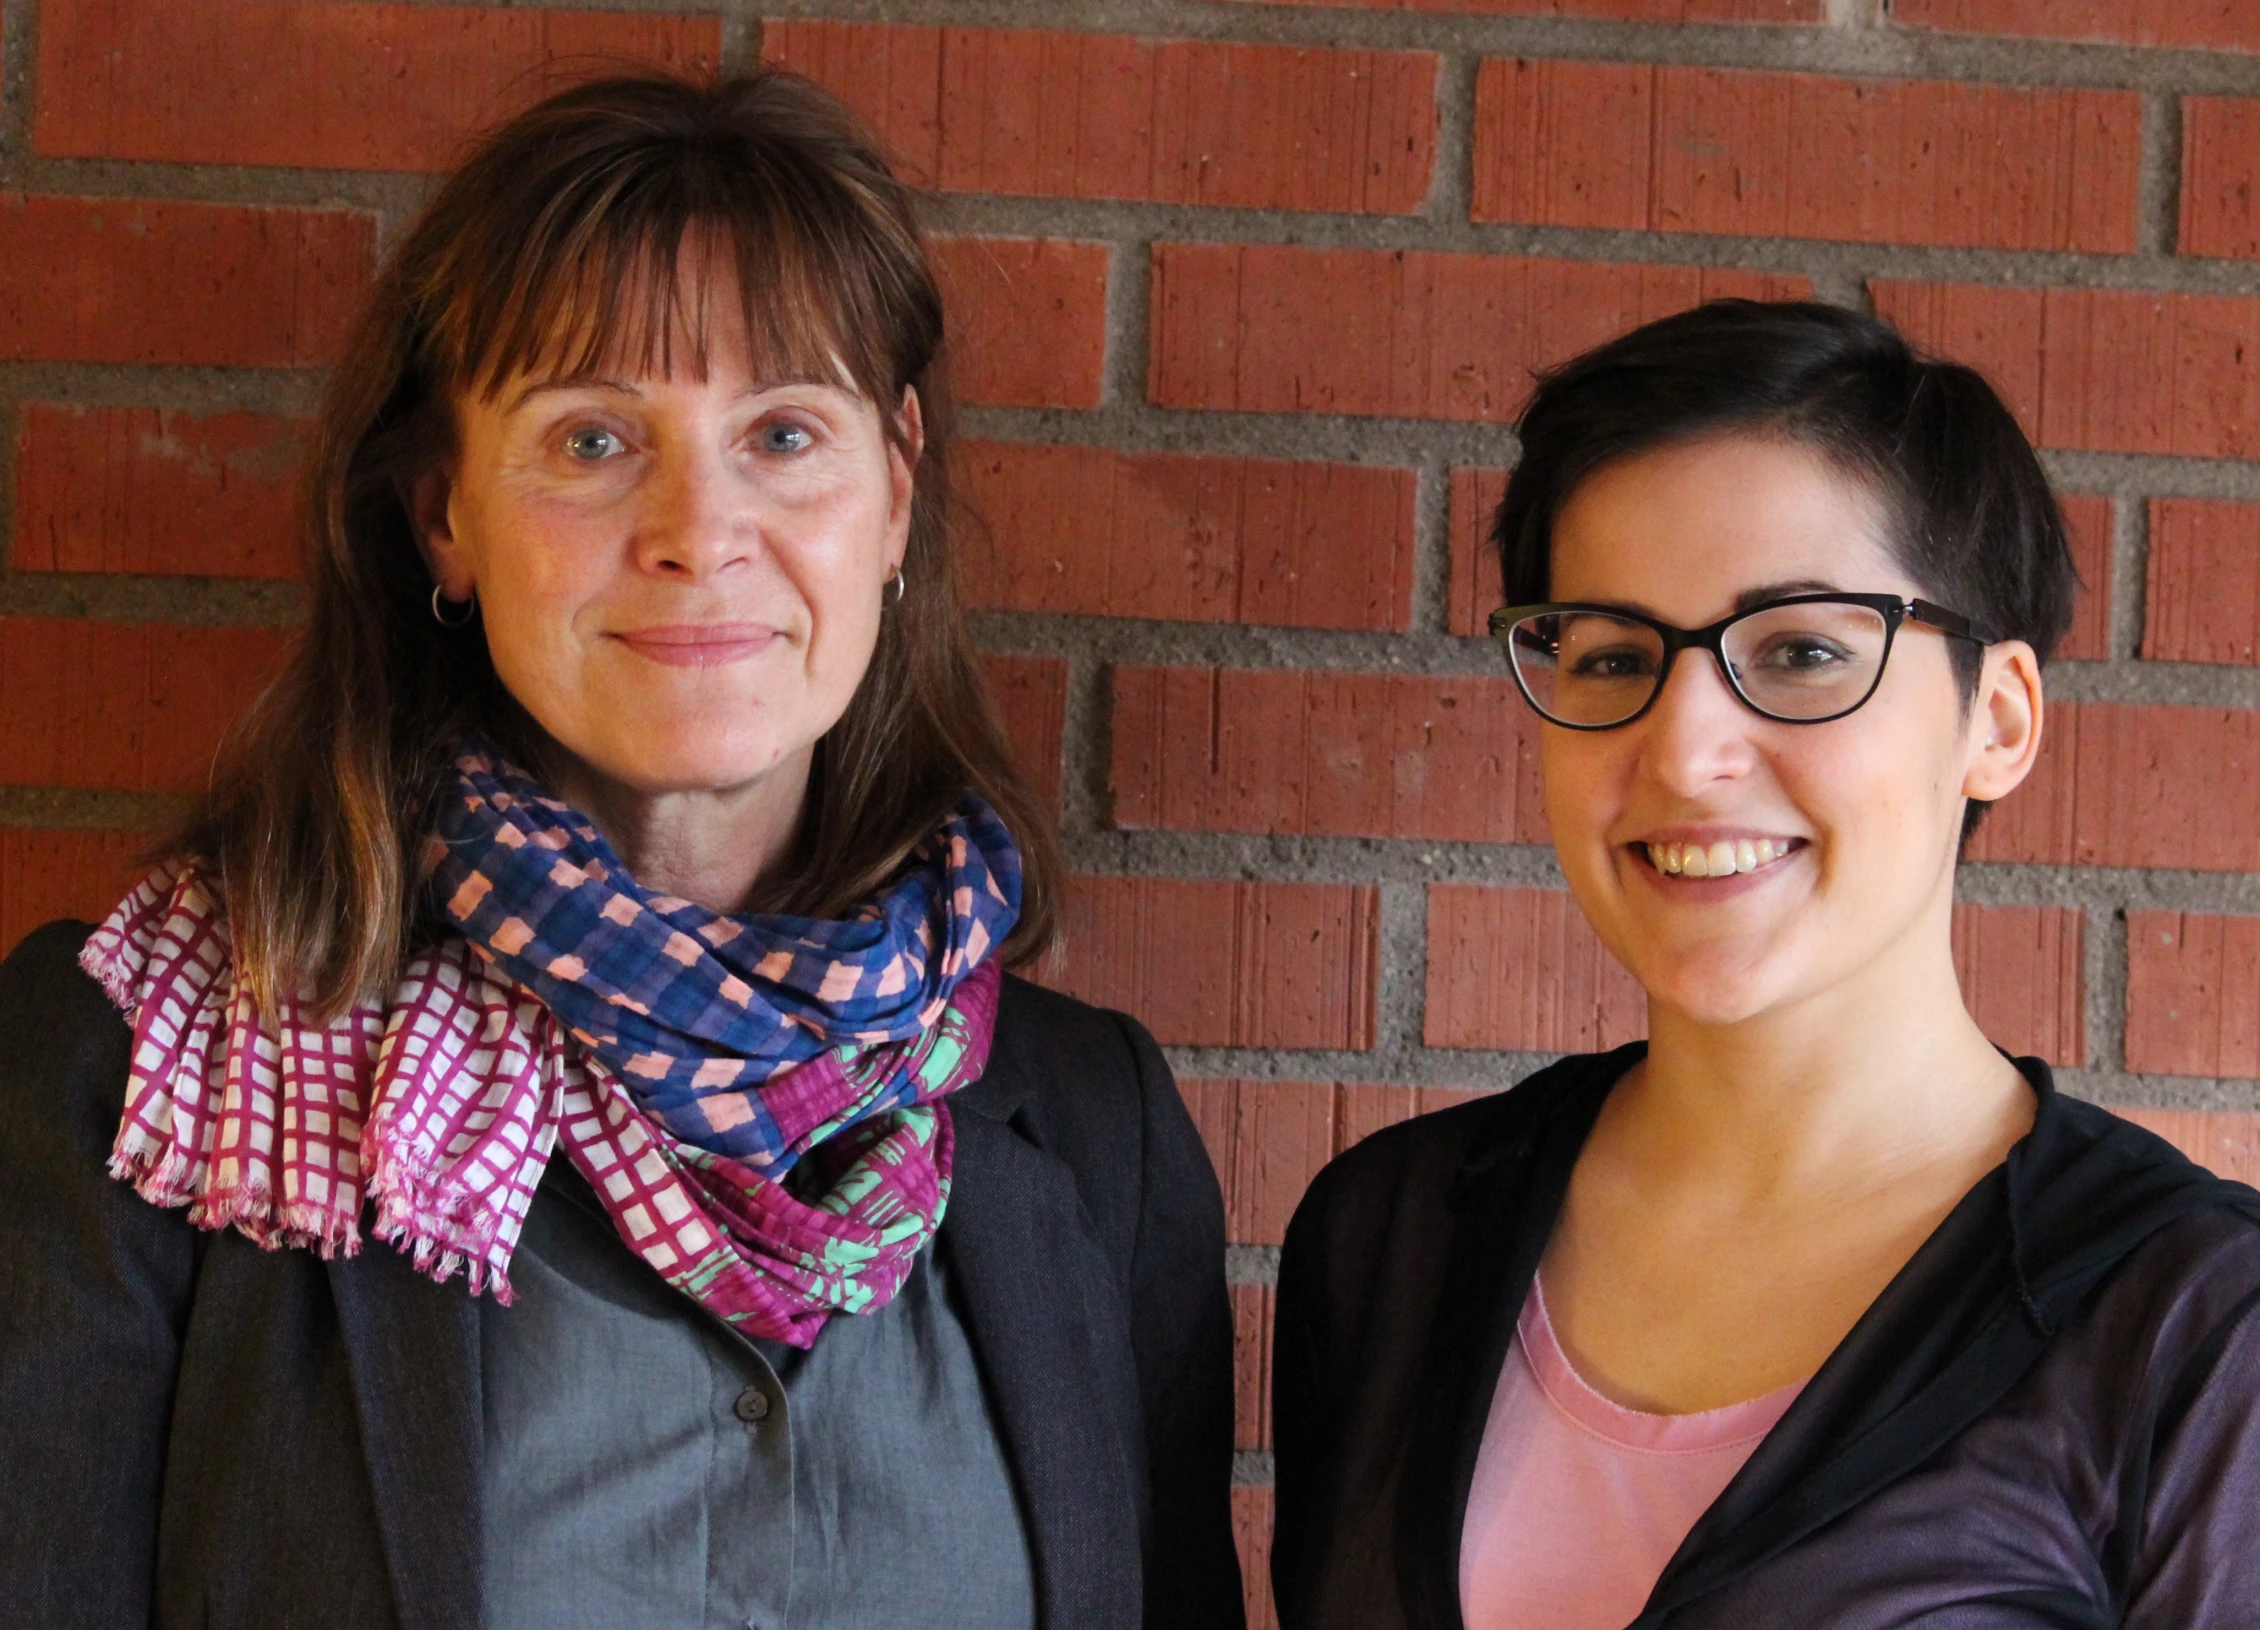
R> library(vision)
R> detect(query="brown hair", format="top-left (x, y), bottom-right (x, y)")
top-left (174, 69), bottom-right (1062, 1018)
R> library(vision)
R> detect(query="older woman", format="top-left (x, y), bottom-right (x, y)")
top-left (1272, 302), bottom-right (2260, 1629)
top-left (0, 71), bottom-right (1240, 1630)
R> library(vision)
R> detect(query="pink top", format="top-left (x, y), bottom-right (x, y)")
top-left (1460, 1277), bottom-right (1806, 1630)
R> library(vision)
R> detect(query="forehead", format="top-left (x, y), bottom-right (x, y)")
top-left (1549, 433), bottom-right (1908, 623)
top-left (469, 230), bottom-right (860, 406)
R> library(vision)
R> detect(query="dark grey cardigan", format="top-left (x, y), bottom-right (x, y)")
top-left (0, 920), bottom-right (1245, 1630)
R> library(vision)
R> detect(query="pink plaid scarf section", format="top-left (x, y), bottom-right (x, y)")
top-left (79, 864), bottom-right (1002, 1346)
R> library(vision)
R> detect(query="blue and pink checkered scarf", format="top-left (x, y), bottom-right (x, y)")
top-left (83, 745), bottom-right (1022, 1347)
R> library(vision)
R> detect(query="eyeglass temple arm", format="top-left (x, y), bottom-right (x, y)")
top-left (1906, 599), bottom-right (1994, 645)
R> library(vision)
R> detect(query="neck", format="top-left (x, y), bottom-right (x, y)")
top-left (558, 750), bottom-right (813, 914)
top-left (1619, 894), bottom-right (2035, 1207)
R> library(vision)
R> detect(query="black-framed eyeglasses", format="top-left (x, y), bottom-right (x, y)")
top-left (1486, 593), bottom-right (1993, 731)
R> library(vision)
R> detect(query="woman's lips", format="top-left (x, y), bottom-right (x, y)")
top-left (609, 624), bottom-right (780, 668)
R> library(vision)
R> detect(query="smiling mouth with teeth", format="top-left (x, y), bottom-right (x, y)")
top-left (1643, 838), bottom-right (1800, 878)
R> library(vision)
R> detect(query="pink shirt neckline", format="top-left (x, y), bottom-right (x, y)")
top-left (1518, 1273), bottom-right (1807, 1453)
top-left (1459, 1276), bottom-right (1811, 1630)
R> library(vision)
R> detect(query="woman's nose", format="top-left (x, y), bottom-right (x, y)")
top-left (634, 444), bottom-right (759, 580)
top-left (1635, 647), bottom-right (1760, 794)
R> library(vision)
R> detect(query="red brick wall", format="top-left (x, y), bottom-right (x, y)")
top-left (4, 6), bottom-right (2260, 1624)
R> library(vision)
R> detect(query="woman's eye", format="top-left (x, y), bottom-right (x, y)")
top-left (1756, 636), bottom-right (1850, 671)
top-left (562, 427), bottom-right (622, 462)
top-left (1569, 646), bottom-right (1658, 680)
top-left (759, 421), bottom-right (815, 455)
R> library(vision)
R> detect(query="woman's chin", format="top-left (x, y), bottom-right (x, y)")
top-left (1627, 947), bottom-right (1803, 1031)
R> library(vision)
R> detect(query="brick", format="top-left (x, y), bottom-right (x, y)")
top-left (2145, 500), bottom-right (2260, 665)
top-left (960, 442), bottom-right (1416, 632)
top-left (1335, 1081), bottom-right (1486, 1152)
top-left (1229, 1282), bottom-right (1275, 1452)
top-left (33, 0), bottom-right (715, 172)
top-left (1232, 1486), bottom-right (1279, 1630)
top-left (0, 195), bottom-right (371, 368)
top-left (2114, 1107), bottom-right (2260, 1185)
top-left (1110, 667), bottom-right (1548, 845)
top-left (1448, 467), bottom-right (1511, 637)
top-left (2126, 912), bottom-right (2260, 1078)
top-left (0, 826), bottom-right (153, 959)
top-left (1050, 875), bottom-right (1378, 1050)
top-left (1966, 702), bottom-right (2260, 872)
top-left (1449, 479), bottom-right (2108, 657)
top-left (931, 237), bottom-right (1108, 410)
top-left (1217, 0), bottom-right (1814, 18)
top-left (1895, 0), bottom-right (2260, 52)
top-left (2181, 99), bottom-right (2260, 260)
top-left (1949, 905), bottom-right (2084, 1066)
top-left (766, 22), bottom-right (1435, 215)
top-left (13, 406), bottom-right (306, 580)
top-left (978, 654), bottom-right (1065, 815)
top-left (2055, 494), bottom-right (2113, 663)
top-left (0, 618), bottom-right (291, 795)
top-left (1473, 61), bottom-right (2136, 254)
top-left (1425, 885), bottom-right (1645, 1053)
top-left (1152, 244), bottom-right (1810, 422)
top-left (1180, 1077), bottom-right (1339, 1246)
top-left (1874, 280), bottom-right (2260, 460)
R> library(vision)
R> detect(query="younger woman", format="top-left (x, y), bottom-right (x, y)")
top-left (1272, 301), bottom-right (2260, 1629)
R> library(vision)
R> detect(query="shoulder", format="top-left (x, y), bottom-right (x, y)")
top-left (0, 920), bottom-right (131, 1138)
top-left (2092, 1198), bottom-right (2260, 1348)
top-left (2023, 1094), bottom-right (2260, 1410)
top-left (961, 971), bottom-right (1222, 1276)
top-left (1288, 1048), bottom-right (1624, 1248)
top-left (970, 971), bottom-right (1192, 1163)
top-left (986, 970), bottom-right (1156, 1098)
top-left (970, 972), bottom-right (1162, 1140)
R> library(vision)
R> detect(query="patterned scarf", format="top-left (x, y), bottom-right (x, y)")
top-left (79, 746), bottom-right (1022, 1347)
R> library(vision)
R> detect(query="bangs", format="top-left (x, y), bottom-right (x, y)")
top-left (417, 112), bottom-right (934, 417)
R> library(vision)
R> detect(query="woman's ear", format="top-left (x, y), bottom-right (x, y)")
top-left (1962, 639), bottom-right (2045, 804)
top-left (884, 386), bottom-right (925, 577)
top-left (404, 467), bottom-right (475, 600)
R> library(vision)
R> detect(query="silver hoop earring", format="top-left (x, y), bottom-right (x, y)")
top-left (431, 583), bottom-right (477, 629)
top-left (890, 567), bottom-right (906, 605)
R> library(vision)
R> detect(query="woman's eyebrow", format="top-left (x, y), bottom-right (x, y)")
top-left (501, 372), bottom-right (843, 416)
top-left (1732, 578), bottom-right (1841, 613)
top-left (502, 376), bottom-right (640, 414)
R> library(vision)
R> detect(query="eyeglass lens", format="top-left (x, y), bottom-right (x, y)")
top-left (1503, 602), bottom-right (1894, 727)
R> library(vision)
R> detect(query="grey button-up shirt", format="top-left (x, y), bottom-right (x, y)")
top-left (480, 1160), bottom-right (1037, 1630)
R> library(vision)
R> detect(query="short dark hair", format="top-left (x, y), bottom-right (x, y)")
top-left (1495, 299), bottom-right (2079, 701)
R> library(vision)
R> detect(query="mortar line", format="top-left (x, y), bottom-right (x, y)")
top-left (2139, 90), bottom-right (2185, 257)
top-left (6, 152), bottom-right (2260, 303)
top-left (2110, 484), bottom-right (2150, 661)
top-left (1427, 46), bottom-right (1480, 228)
top-left (719, 7), bottom-right (763, 73)
top-left (1101, 236), bottom-right (1153, 411)
top-left (1, 0), bottom-right (35, 163)
top-left (752, 0), bottom-right (2260, 97)
top-left (1410, 461), bottom-right (1453, 637)
top-left (0, 394), bottom-right (18, 579)
top-left (2088, 901), bottom-right (2130, 1073)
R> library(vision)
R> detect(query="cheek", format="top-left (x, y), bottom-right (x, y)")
top-left (459, 496), bottom-right (614, 703)
top-left (789, 488), bottom-right (897, 645)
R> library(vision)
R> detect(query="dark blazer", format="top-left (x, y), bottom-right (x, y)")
top-left (1273, 1043), bottom-right (2260, 1630)
top-left (0, 919), bottom-right (1244, 1630)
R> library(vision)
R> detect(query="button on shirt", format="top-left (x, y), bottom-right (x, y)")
top-left (480, 1159), bottom-right (1037, 1630)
